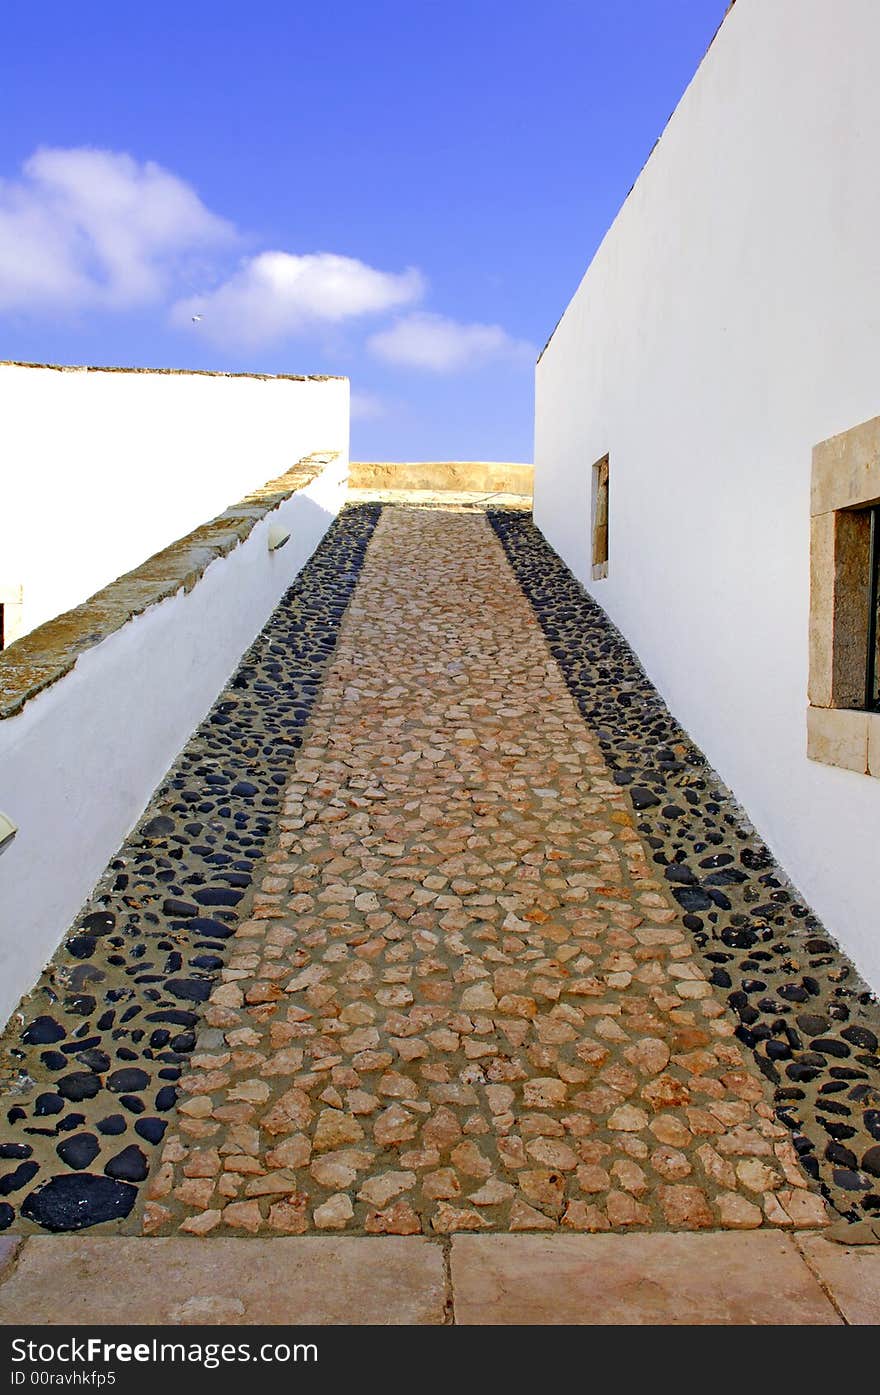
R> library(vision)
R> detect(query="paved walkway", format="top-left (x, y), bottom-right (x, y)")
top-left (146, 508), bottom-right (820, 1238)
top-left (4, 500), bottom-right (880, 1321)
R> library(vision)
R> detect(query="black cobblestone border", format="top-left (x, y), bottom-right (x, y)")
top-left (489, 508), bottom-right (880, 1223)
top-left (0, 503), bottom-right (382, 1234)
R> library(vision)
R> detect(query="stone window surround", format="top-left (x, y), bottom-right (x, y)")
top-left (808, 414), bottom-right (880, 776)
top-left (591, 453), bottom-right (609, 581)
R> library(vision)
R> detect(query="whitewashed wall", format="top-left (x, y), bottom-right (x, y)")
top-left (0, 457), bottom-right (347, 1026)
top-left (534, 0), bottom-right (880, 990)
top-left (0, 364), bottom-right (349, 637)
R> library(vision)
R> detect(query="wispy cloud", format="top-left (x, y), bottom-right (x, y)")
top-left (172, 252), bottom-right (424, 349)
top-left (350, 388), bottom-right (388, 421)
top-left (368, 312), bottom-right (533, 373)
top-left (0, 147), bottom-right (422, 349)
top-left (0, 147), bottom-right (529, 378)
top-left (0, 146), bottom-right (234, 311)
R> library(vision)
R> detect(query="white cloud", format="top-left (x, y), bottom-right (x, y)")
top-left (0, 146), bottom-right (523, 379)
top-left (172, 252), bottom-right (424, 349)
top-left (350, 389), bottom-right (387, 421)
top-left (367, 312), bottom-right (533, 373)
top-left (0, 146), bottom-right (234, 311)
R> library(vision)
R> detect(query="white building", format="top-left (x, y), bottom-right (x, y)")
top-left (534, 0), bottom-right (880, 991)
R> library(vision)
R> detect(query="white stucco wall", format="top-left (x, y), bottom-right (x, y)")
top-left (0, 364), bottom-right (349, 637)
top-left (0, 458), bottom-right (346, 1027)
top-left (534, 0), bottom-right (880, 990)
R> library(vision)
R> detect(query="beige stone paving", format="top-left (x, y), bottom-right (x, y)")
top-left (143, 508), bottom-right (827, 1238)
top-left (793, 1232), bottom-right (880, 1325)
top-left (0, 1236), bottom-right (446, 1325)
top-left (5, 1231), bottom-right (876, 1324)
top-left (450, 1232), bottom-right (843, 1325)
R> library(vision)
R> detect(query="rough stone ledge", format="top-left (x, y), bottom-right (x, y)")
top-left (0, 451), bottom-right (340, 720)
top-left (0, 360), bottom-right (344, 383)
top-left (350, 460), bottom-right (533, 496)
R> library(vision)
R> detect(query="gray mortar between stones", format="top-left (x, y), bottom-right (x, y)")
top-left (3, 498), bottom-right (879, 1235)
top-left (488, 508), bottom-right (880, 1225)
top-left (0, 504), bottom-right (381, 1235)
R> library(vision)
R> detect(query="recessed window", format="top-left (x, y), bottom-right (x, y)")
top-left (591, 454), bottom-right (609, 580)
top-left (808, 416), bottom-right (880, 775)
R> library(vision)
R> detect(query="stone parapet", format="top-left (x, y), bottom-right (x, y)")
top-left (349, 460), bottom-right (533, 496)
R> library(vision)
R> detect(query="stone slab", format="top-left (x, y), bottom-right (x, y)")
top-left (0, 1236), bottom-right (19, 1278)
top-left (795, 1232), bottom-right (880, 1325)
top-left (868, 712), bottom-right (880, 777)
top-left (812, 413), bottom-right (880, 516)
top-left (808, 511), bottom-right (835, 707)
top-left (806, 704), bottom-right (869, 774)
top-left (450, 1232), bottom-right (842, 1325)
top-left (0, 1237), bottom-right (446, 1325)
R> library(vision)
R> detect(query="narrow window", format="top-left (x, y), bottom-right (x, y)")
top-left (809, 416), bottom-right (880, 774)
top-left (591, 454), bottom-right (609, 580)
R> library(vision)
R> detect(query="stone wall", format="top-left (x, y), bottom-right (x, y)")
top-left (350, 461), bottom-right (532, 496)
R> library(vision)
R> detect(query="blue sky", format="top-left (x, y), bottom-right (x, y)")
top-left (0, 0), bottom-right (729, 461)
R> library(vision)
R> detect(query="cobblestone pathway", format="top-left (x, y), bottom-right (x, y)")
top-left (3, 502), bottom-right (879, 1240)
top-left (144, 508), bottom-right (826, 1236)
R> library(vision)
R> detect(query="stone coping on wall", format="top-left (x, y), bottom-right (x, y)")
top-left (349, 460), bottom-right (533, 495)
top-left (0, 360), bottom-right (345, 383)
top-left (0, 451), bottom-right (340, 721)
